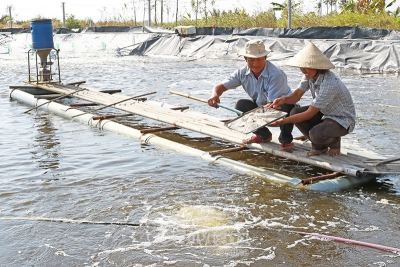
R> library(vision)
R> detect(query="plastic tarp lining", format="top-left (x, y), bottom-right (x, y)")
top-left (128, 35), bottom-right (164, 55)
top-left (242, 26), bottom-right (392, 40)
top-left (2, 25), bottom-right (399, 39)
top-left (2, 26), bottom-right (400, 72)
top-left (65, 26), bottom-right (400, 40)
top-left (81, 26), bottom-right (174, 34)
top-left (126, 35), bottom-right (400, 72)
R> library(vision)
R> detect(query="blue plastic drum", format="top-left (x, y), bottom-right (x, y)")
top-left (31, 19), bottom-right (54, 49)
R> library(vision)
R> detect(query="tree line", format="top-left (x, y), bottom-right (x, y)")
top-left (1, 0), bottom-right (399, 29)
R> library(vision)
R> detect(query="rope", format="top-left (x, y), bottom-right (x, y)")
top-left (251, 227), bottom-right (400, 254)
top-left (288, 229), bottom-right (400, 254)
top-left (1, 216), bottom-right (399, 254)
top-left (0, 217), bottom-right (141, 226)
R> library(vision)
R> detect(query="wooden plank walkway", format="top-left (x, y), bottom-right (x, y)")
top-left (20, 81), bottom-right (400, 177)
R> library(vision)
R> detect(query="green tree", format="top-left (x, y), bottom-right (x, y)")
top-left (386, 0), bottom-right (398, 8)
top-left (191, 0), bottom-right (215, 24)
top-left (66, 14), bottom-right (82, 28)
top-left (339, 0), bottom-right (350, 9)
top-left (0, 15), bottom-right (8, 25)
top-left (272, 1), bottom-right (301, 17)
top-left (387, 4), bottom-right (400, 18)
top-left (324, 0), bottom-right (338, 13)
top-left (343, 0), bottom-right (396, 13)
top-left (272, 1), bottom-right (301, 12)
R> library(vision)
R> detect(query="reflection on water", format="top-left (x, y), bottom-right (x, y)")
top-left (31, 114), bottom-right (60, 171)
top-left (0, 55), bottom-right (400, 266)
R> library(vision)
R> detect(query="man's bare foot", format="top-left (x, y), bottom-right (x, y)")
top-left (306, 148), bottom-right (329, 157)
top-left (327, 148), bottom-right (340, 157)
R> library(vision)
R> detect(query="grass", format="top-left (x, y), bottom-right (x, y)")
top-left (288, 11), bottom-right (400, 29)
top-left (1, 10), bottom-right (400, 31)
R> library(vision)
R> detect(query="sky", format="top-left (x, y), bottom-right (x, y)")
top-left (3, 0), bottom-right (271, 23)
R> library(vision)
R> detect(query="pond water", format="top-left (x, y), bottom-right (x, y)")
top-left (0, 53), bottom-right (400, 266)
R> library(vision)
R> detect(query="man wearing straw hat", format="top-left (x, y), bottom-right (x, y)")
top-left (208, 39), bottom-right (295, 152)
top-left (268, 43), bottom-right (356, 157)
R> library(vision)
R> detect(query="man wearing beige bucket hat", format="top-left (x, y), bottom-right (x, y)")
top-left (208, 39), bottom-right (295, 152)
top-left (268, 42), bottom-right (356, 157)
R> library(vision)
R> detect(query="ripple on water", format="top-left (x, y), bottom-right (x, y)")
top-left (0, 56), bottom-right (400, 266)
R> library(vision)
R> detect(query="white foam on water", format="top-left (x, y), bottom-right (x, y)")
top-left (176, 205), bottom-right (228, 228)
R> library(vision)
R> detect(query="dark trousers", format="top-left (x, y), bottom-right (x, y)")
top-left (235, 99), bottom-right (294, 143)
top-left (290, 106), bottom-right (349, 150)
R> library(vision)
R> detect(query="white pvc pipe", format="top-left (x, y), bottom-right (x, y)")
top-left (29, 83), bottom-right (370, 178)
top-left (10, 89), bottom-right (376, 191)
top-left (10, 89), bottom-right (305, 186)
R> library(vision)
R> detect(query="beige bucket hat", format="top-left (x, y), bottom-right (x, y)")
top-left (287, 43), bottom-right (335, 69)
top-left (237, 39), bottom-right (271, 58)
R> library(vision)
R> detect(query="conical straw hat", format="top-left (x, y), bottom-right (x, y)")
top-left (287, 43), bottom-right (335, 69)
top-left (237, 39), bottom-right (271, 58)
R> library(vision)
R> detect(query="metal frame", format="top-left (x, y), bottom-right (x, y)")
top-left (27, 48), bottom-right (61, 84)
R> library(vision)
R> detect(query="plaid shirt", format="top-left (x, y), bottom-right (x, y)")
top-left (298, 70), bottom-right (356, 133)
top-left (222, 61), bottom-right (291, 106)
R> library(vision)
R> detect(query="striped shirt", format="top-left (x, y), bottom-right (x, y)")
top-left (298, 70), bottom-right (356, 132)
top-left (222, 61), bottom-right (291, 106)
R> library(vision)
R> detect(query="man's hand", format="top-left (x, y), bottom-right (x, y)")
top-left (267, 97), bottom-right (285, 110)
top-left (207, 96), bottom-right (220, 108)
top-left (208, 84), bottom-right (227, 108)
top-left (269, 119), bottom-right (284, 127)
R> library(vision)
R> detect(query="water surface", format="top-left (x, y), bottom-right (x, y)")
top-left (1, 54), bottom-right (400, 266)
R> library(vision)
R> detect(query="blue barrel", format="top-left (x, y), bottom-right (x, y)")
top-left (31, 19), bottom-right (54, 49)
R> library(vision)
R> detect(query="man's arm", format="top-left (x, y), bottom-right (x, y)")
top-left (268, 88), bottom-right (305, 109)
top-left (208, 84), bottom-right (228, 108)
top-left (269, 101), bottom-right (320, 127)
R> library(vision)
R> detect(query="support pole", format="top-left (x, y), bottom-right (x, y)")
top-left (148, 0), bottom-right (151, 27)
top-left (8, 6), bottom-right (12, 29)
top-left (175, 0), bottom-right (178, 26)
top-left (288, 0), bottom-right (292, 29)
top-left (140, 126), bottom-right (180, 134)
top-left (160, 0), bottom-right (163, 24)
top-left (143, 0), bottom-right (145, 31)
top-left (209, 146), bottom-right (248, 156)
top-left (62, 2), bottom-right (66, 28)
top-left (92, 113), bottom-right (133, 120)
top-left (195, 0), bottom-right (199, 27)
